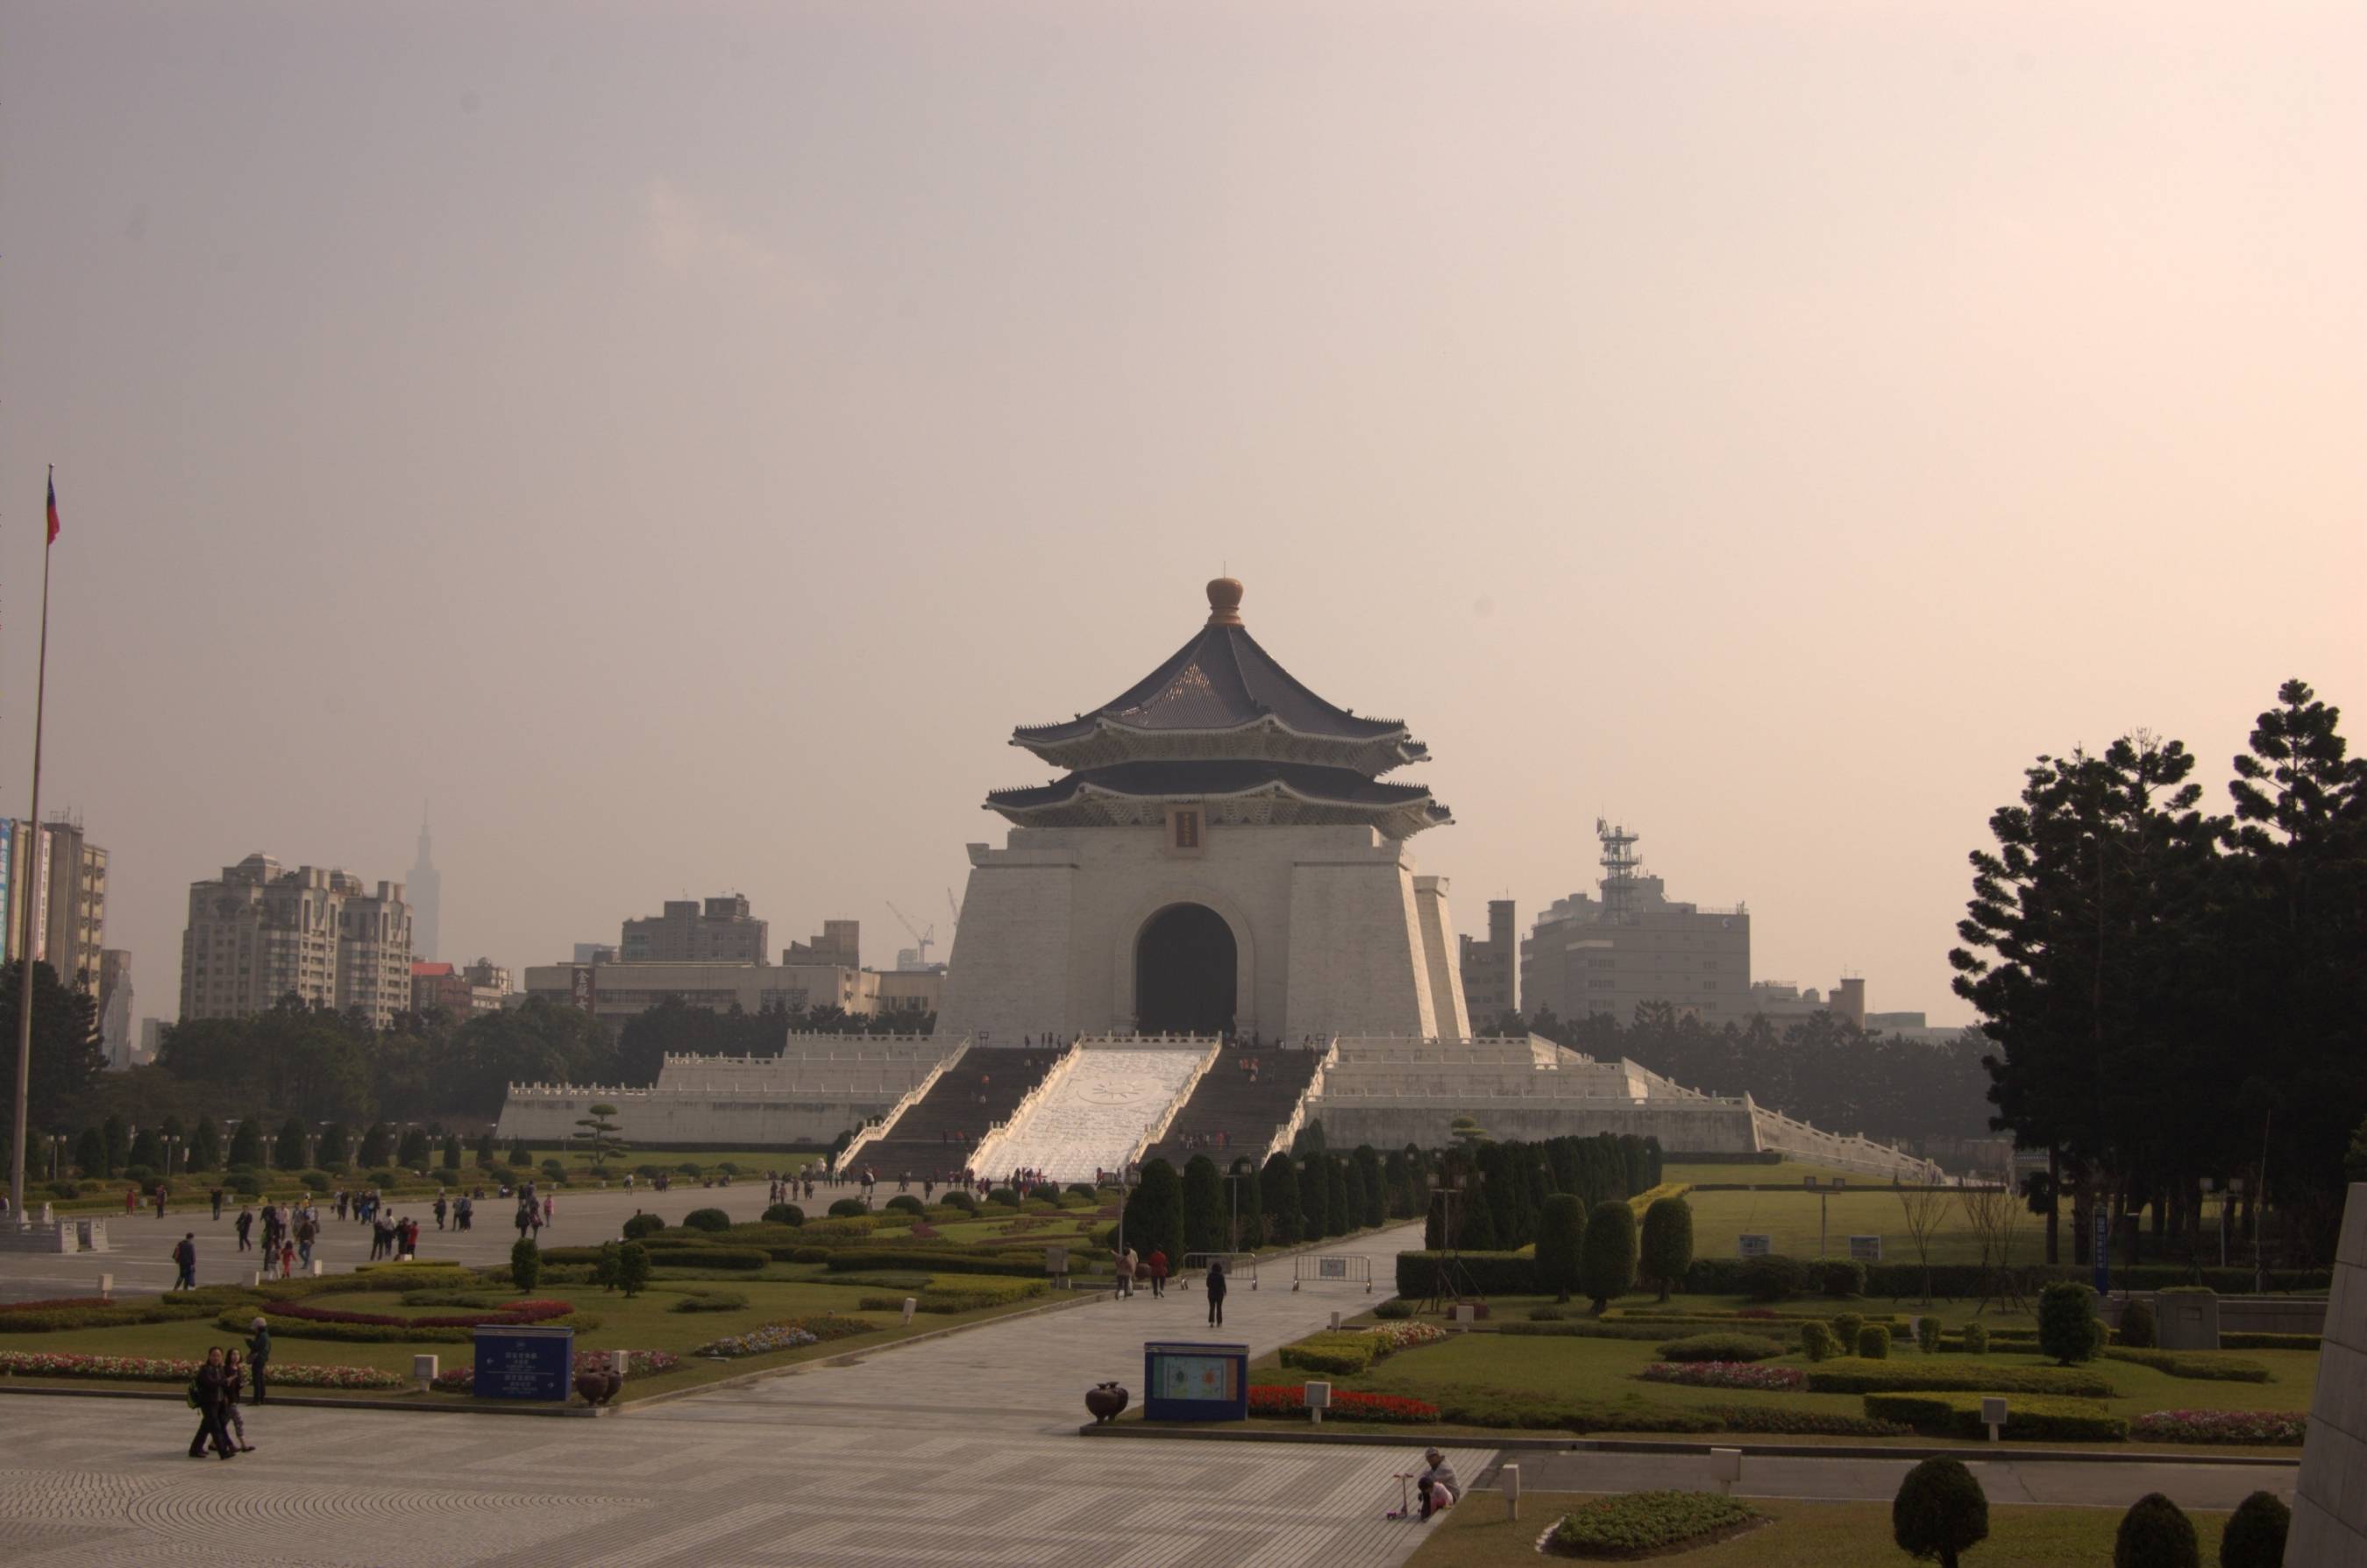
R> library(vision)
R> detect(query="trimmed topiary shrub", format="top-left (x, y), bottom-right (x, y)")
top-left (1065, 1182), bottom-right (1098, 1202)
top-left (1799, 1321), bottom-right (1838, 1361)
top-left (1739, 1253), bottom-right (1809, 1302)
top-left (2114, 1493), bottom-right (2200, 1568)
top-left (1580, 1199), bottom-right (1638, 1312)
top-left (509, 1238), bottom-right (541, 1294)
top-left (1639, 1196), bottom-right (1695, 1302)
top-left (885, 1195), bottom-right (924, 1216)
top-left (2039, 1281), bottom-right (2104, 1366)
top-left (1817, 1257), bottom-right (1868, 1298)
top-left (621, 1213), bottom-right (666, 1240)
top-left (1832, 1311), bottom-right (1866, 1349)
top-left (1858, 1324), bottom-right (1891, 1359)
top-left (668, 1289), bottom-right (750, 1313)
top-left (986, 1186), bottom-right (1023, 1207)
top-left (761, 1203), bottom-right (804, 1226)
top-left (939, 1190), bottom-right (977, 1215)
top-left (680, 1208), bottom-right (732, 1233)
top-left (1373, 1299), bottom-right (1416, 1319)
top-left (616, 1240), bottom-right (650, 1297)
top-left (1534, 1193), bottom-right (1587, 1303)
top-left (1962, 1322), bottom-right (1989, 1355)
top-left (2117, 1299), bottom-right (2157, 1349)
top-left (1893, 1455), bottom-right (1989, 1567)
top-left (2218, 1490), bottom-right (2290, 1568)
top-left (828, 1198), bottom-right (868, 1218)
top-left (1916, 1316), bottom-right (1944, 1355)
top-left (1869, 1391), bottom-right (2127, 1442)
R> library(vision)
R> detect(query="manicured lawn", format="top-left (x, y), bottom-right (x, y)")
top-left (1407, 1494), bottom-right (2232, 1567)
top-left (1276, 1318), bottom-right (2314, 1453)
top-left (1660, 1160), bottom-right (1924, 1188)
top-left (0, 1272), bottom-right (1086, 1404)
top-left (1678, 1187), bottom-right (2046, 1267)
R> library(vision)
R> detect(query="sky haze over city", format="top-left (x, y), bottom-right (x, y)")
top-left (3, 0), bottom-right (2360, 1027)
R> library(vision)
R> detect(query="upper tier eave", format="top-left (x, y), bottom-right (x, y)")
top-left (1011, 713), bottom-right (1427, 774)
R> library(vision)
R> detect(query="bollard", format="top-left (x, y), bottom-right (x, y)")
top-left (1502, 1463), bottom-right (1521, 1521)
top-left (98, 1273), bottom-right (113, 1302)
top-left (901, 1296), bottom-right (916, 1326)
top-left (1330, 1310), bottom-right (1342, 1331)
top-left (1710, 1447), bottom-right (1743, 1496)
top-left (252, 1270), bottom-right (263, 1288)
top-left (312, 1259), bottom-right (323, 1277)
top-left (413, 1353), bottom-right (438, 1394)
top-left (1981, 1396), bottom-right (2008, 1443)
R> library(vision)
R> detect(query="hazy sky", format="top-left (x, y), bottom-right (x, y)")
top-left (4, 2), bottom-right (2360, 1029)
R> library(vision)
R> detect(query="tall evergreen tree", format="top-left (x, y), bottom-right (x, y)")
top-left (1258, 1151), bottom-right (1299, 1246)
top-left (1326, 1154), bottom-right (1351, 1238)
top-left (317, 1123), bottom-right (349, 1169)
top-left (274, 1116), bottom-right (309, 1171)
top-left (226, 1117), bottom-right (263, 1169)
top-left (75, 1125), bottom-right (105, 1178)
top-left (1353, 1145), bottom-right (1386, 1227)
top-left (1181, 1154), bottom-right (1225, 1256)
top-left (1122, 1158), bottom-right (1184, 1265)
top-left (0, 961), bottom-right (104, 1134)
top-left (1298, 1153), bottom-right (1330, 1239)
top-left (188, 1117), bottom-right (222, 1173)
top-left (1230, 1155), bottom-right (1264, 1249)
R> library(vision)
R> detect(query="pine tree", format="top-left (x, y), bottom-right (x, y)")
top-left (226, 1117), bottom-right (263, 1169)
top-left (1182, 1155), bottom-right (1225, 1256)
top-left (1353, 1145), bottom-right (1385, 1227)
top-left (1579, 1199), bottom-right (1638, 1312)
top-left (1534, 1193), bottom-right (1586, 1302)
top-left (1122, 1158), bottom-right (1184, 1264)
top-left (1230, 1155), bottom-right (1264, 1249)
top-left (1260, 1152), bottom-right (1299, 1245)
top-left (316, 1123), bottom-right (349, 1169)
top-left (1326, 1154), bottom-right (1350, 1238)
top-left (1298, 1153), bottom-right (1329, 1239)
top-left (188, 1118), bottom-right (222, 1173)
top-left (356, 1122), bottom-right (392, 1167)
top-left (274, 1117), bottom-right (308, 1171)
top-left (75, 1125), bottom-right (105, 1178)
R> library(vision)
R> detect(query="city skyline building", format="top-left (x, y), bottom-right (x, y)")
top-left (1519, 821), bottom-right (1751, 1028)
top-left (178, 853), bottom-right (414, 1026)
top-left (2, 816), bottom-right (110, 995)
top-left (621, 893), bottom-right (768, 964)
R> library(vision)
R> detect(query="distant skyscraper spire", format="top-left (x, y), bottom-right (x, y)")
top-left (409, 803), bottom-right (442, 962)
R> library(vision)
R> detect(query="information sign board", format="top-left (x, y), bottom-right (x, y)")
top-left (472, 1324), bottom-right (574, 1401)
top-left (1142, 1340), bottom-right (1248, 1422)
top-left (1848, 1235), bottom-right (1883, 1263)
top-left (1738, 1234), bottom-right (1772, 1259)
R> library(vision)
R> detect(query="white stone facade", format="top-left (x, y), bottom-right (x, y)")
top-left (2292, 1181), bottom-right (2367, 1566)
top-left (933, 822), bottom-right (1472, 1047)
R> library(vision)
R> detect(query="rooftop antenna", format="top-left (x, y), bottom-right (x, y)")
top-left (1597, 818), bottom-right (1641, 925)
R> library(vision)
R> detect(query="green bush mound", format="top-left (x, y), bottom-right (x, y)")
top-left (2115, 1492), bottom-right (2200, 1568)
top-left (1500, 1322), bottom-right (1693, 1344)
top-left (1653, 1332), bottom-right (1788, 1363)
top-left (667, 1289), bottom-right (750, 1313)
top-left (1806, 1358), bottom-right (2116, 1398)
top-left (857, 1276), bottom-right (1048, 1315)
top-left (679, 1208), bottom-right (733, 1232)
top-left (760, 1203), bottom-right (804, 1226)
top-left (821, 1249), bottom-right (1044, 1278)
top-left (2221, 1331), bottom-right (2320, 1351)
top-left (2115, 1299), bottom-right (2158, 1349)
top-left (2100, 1347), bottom-right (2271, 1383)
top-left (1865, 1391), bottom-right (2129, 1442)
top-left (0, 1295), bottom-right (231, 1333)
top-left (1892, 1456), bottom-right (1988, 1568)
top-left (1549, 1491), bottom-right (1764, 1557)
top-left (2218, 1491), bottom-right (2290, 1568)
top-left (1279, 1331), bottom-right (1383, 1376)
top-left (1372, 1300), bottom-right (1416, 1320)
top-left (1858, 1324), bottom-right (1892, 1360)
top-left (621, 1214), bottom-right (665, 1240)
top-left (1799, 1321), bottom-right (1838, 1361)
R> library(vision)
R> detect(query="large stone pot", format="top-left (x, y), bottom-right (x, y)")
top-left (575, 1368), bottom-right (622, 1406)
top-left (1084, 1381), bottom-right (1130, 1424)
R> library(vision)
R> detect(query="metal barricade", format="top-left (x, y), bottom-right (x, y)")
top-left (1177, 1252), bottom-right (1259, 1291)
top-left (1291, 1253), bottom-right (1373, 1292)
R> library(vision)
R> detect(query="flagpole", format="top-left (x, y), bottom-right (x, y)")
top-left (10, 466), bottom-right (57, 1229)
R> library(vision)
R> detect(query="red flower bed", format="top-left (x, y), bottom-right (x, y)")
top-left (264, 1298), bottom-right (574, 1330)
top-left (1247, 1384), bottom-right (1439, 1423)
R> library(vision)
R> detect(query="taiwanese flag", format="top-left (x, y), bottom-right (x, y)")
top-left (46, 472), bottom-right (60, 543)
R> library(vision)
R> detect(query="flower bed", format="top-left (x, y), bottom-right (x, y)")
top-left (430, 1348), bottom-right (681, 1393)
top-left (1639, 1361), bottom-right (1807, 1391)
top-left (1365, 1320), bottom-right (1448, 1354)
top-left (1549, 1491), bottom-right (1765, 1558)
top-left (0, 1351), bottom-right (404, 1389)
top-left (262, 1297), bottom-right (576, 1330)
top-left (1247, 1384), bottom-right (1439, 1423)
top-left (0, 1296), bottom-right (112, 1313)
top-left (2129, 1409), bottom-right (2307, 1445)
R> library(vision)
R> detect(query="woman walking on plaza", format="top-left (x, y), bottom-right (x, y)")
top-left (186, 1348), bottom-right (237, 1460)
top-left (1205, 1259), bottom-right (1228, 1327)
top-left (220, 1350), bottom-right (256, 1451)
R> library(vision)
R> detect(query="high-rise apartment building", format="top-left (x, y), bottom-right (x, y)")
top-left (2, 817), bottom-right (109, 994)
top-left (179, 854), bottom-right (414, 1026)
top-left (1458, 898), bottom-right (1519, 1028)
top-left (98, 948), bottom-right (136, 1068)
top-left (1520, 822), bottom-right (1751, 1028)
top-left (620, 894), bottom-right (768, 963)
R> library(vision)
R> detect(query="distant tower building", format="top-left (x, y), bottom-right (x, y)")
top-left (409, 809), bottom-right (441, 963)
top-left (1520, 820), bottom-right (1750, 1027)
top-left (1458, 899), bottom-right (1519, 1027)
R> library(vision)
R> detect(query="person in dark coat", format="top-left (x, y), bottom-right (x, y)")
top-left (1205, 1259), bottom-right (1228, 1327)
top-left (188, 1347), bottom-right (237, 1459)
top-left (245, 1316), bottom-right (273, 1403)
top-left (171, 1233), bottom-right (198, 1291)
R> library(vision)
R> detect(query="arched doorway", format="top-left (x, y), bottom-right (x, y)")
top-left (1134, 903), bottom-right (1237, 1037)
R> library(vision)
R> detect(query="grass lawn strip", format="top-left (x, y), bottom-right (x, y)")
top-left (1545, 1492), bottom-right (1767, 1560)
top-left (1408, 1495), bottom-right (2236, 1568)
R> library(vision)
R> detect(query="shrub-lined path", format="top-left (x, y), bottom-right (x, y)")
top-left (0, 1216), bottom-right (2298, 1567)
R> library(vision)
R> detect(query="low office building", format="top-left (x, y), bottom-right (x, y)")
top-left (524, 957), bottom-right (867, 1025)
top-left (621, 894), bottom-right (768, 963)
top-left (1521, 828), bottom-right (1750, 1027)
top-left (1458, 898), bottom-right (1518, 1027)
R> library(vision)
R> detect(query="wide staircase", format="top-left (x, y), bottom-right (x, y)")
top-left (976, 1042), bottom-right (1212, 1185)
top-left (849, 1045), bottom-right (1070, 1182)
top-left (1136, 1044), bottom-right (1325, 1171)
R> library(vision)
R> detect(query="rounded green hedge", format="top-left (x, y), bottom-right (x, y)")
top-left (680, 1208), bottom-right (732, 1233)
top-left (1893, 1456), bottom-right (1988, 1567)
top-left (2114, 1493), bottom-right (2199, 1568)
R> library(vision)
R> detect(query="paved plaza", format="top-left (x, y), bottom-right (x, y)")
top-left (0, 1215), bottom-right (2299, 1566)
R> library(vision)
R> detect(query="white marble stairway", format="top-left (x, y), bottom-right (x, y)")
top-left (970, 1038), bottom-right (1216, 1183)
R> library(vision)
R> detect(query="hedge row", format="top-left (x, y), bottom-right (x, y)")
top-left (1865, 1391), bottom-right (2128, 1442)
top-left (2100, 1347), bottom-right (2272, 1383)
top-left (1803, 1359), bottom-right (2116, 1398)
top-left (822, 1250), bottom-right (1047, 1279)
top-left (2221, 1331), bottom-right (2321, 1351)
top-left (1399, 1247), bottom-right (2333, 1302)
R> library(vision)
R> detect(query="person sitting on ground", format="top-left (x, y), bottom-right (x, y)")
top-left (1417, 1448), bottom-right (1458, 1520)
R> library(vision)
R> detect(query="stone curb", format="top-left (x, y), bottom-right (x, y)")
top-left (1077, 1422), bottom-right (2302, 1467)
top-left (0, 1382), bottom-right (598, 1416)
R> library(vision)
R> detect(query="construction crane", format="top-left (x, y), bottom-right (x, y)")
top-left (946, 887), bottom-right (962, 930)
top-left (886, 901), bottom-right (935, 969)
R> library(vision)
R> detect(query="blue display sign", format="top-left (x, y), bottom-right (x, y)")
top-left (2092, 1210), bottom-right (2111, 1294)
top-left (1143, 1340), bottom-right (1249, 1422)
top-left (473, 1324), bottom-right (574, 1401)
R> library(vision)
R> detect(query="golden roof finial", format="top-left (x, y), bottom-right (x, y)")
top-left (1205, 575), bottom-right (1244, 628)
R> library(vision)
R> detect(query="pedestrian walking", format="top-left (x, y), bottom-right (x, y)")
top-left (221, 1350), bottom-right (256, 1451)
top-left (433, 1196), bottom-right (448, 1231)
top-left (243, 1316), bottom-right (273, 1402)
top-left (235, 1205), bottom-right (253, 1252)
top-left (1205, 1259), bottom-right (1228, 1326)
top-left (171, 1232), bottom-right (198, 1291)
top-left (1147, 1247), bottom-right (1169, 1298)
top-left (277, 1238), bottom-right (295, 1280)
top-left (187, 1348), bottom-right (238, 1460)
top-left (210, 1188), bottom-right (224, 1222)
top-left (1114, 1245), bottom-right (1136, 1298)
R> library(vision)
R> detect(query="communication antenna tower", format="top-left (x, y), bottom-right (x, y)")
top-left (1597, 817), bottom-right (1641, 925)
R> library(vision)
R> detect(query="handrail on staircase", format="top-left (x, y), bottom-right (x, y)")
top-left (837, 1037), bottom-right (970, 1167)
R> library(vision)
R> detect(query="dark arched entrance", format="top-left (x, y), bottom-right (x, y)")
top-left (1134, 903), bottom-right (1237, 1037)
